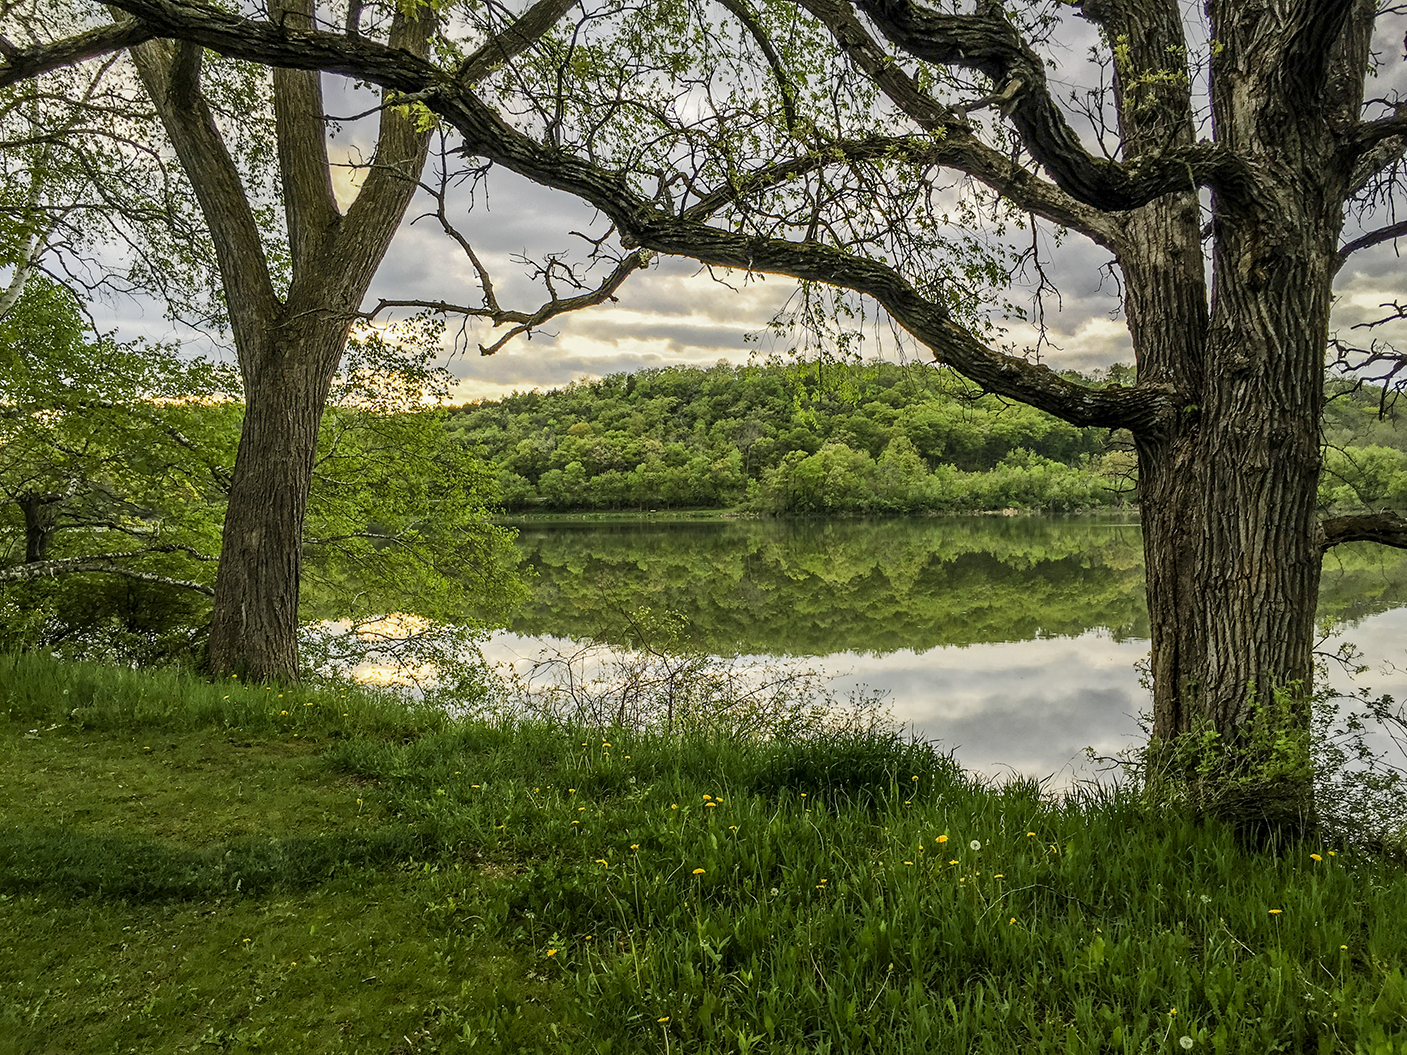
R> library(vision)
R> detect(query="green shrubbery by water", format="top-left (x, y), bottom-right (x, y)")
top-left (447, 361), bottom-right (1134, 514)
top-left (446, 361), bottom-right (1407, 515)
top-left (4, 652), bottom-right (1407, 1053)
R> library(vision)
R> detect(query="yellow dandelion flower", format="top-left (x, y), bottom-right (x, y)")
top-left (1341, 944), bottom-right (1348, 950)
top-left (1026, 831), bottom-right (1036, 837)
top-left (693, 867), bottom-right (706, 875)
top-left (904, 861), bottom-right (914, 866)
top-left (911, 775), bottom-right (919, 781)
top-left (1009, 917), bottom-right (1016, 925)
top-left (280, 710), bottom-right (288, 716)
top-left (595, 859), bottom-right (608, 865)
top-left (936, 835), bottom-right (948, 844)
top-left (993, 874), bottom-right (1004, 879)
top-left (547, 949), bottom-right (557, 957)
top-left (572, 820), bottom-right (580, 825)
top-left (703, 794), bottom-right (712, 801)
top-left (1328, 850), bottom-right (1337, 856)
top-left (671, 804), bottom-right (678, 810)
top-left (658, 1017), bottom-right (670, 1024)
top-left (1269, 909), bottom-right (1282, 915)
top-left (949, 859), bottom-right (959, 865)
top-left (1310, 853), bottom-right (1322, 861)
top-left (705, 802), bottom-right (717, 808)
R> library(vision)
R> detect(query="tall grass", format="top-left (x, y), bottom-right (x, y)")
top-left (3, 651), bottom-right (1407, 1053)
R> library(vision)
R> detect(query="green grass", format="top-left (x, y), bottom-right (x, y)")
top-left (2, 652), bottom-right (1407, 1054)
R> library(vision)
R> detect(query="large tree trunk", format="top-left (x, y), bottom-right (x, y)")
top-left (131, 0), bottom-right (434, 682)
top-left (1111, 0), bottom-right (1374, 835)
top-left (205, 318), bottom-right (346, 680)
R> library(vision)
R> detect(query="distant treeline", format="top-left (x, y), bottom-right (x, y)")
top-left (445, 361), bottom-right (1407, 514)
top-left (447, 361), bottom-right (1134, 513)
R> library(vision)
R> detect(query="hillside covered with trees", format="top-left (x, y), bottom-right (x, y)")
top-left (447, 361), bottom-right (1407, 515)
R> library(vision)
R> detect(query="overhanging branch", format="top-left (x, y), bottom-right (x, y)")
top-left (0, 21), bottom-right (156, 87)
top-left (87, 0), bottom-right (1178, 434)
top-left (1320, 511), bottom-right (1407, 551)
top-left (847, 0), bottom-right (1258, 210)
top-left (1336, 219), bottom-right (1407, 273)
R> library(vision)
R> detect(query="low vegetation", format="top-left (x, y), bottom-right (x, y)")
top-left (4, 652), bottom-right (1406, 1054)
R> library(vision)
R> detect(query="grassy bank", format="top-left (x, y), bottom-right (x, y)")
top-left (3, 653), bottom-right (1406, 1054)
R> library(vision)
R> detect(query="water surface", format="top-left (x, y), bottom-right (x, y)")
top-left (483, 515), bottom-right (1407, 781)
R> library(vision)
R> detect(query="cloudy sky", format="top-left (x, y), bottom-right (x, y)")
top-left (94, 3), bottom-right (1407, 405)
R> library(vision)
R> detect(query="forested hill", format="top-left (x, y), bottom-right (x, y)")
top-left (445, 361), bottom-right (1407, 515)
top-left (445, 361), bottom-right (1134, 514)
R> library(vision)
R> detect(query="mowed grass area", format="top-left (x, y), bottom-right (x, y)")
top-left (2, 653), bottom-right (1406, 1054)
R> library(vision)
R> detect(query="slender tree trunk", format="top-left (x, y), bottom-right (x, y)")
top-left (19, 491), bottom-right (61, 563)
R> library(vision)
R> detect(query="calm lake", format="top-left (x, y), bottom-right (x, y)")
top-left (479, 515), bottom-right (1407, 783)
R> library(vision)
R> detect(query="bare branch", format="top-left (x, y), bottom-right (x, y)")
top-left (1336, 218), bottom-right (1407, 272)
top-left (1344, 104), bottom-right (1407, 165)
top-left (455, 0), bottom-right (579, 86)
top-left (366, 249), bottom-right (652, 355)
top-left (717, 0), bottom-right (798, 134)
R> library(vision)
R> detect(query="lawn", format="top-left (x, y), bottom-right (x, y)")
top-left (2, 652), bottom-right (1405, 1053)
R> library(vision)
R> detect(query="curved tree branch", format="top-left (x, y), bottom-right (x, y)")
top-left (0, 21), bottom-right (155, 87)
top-left (1320, 511), bottom-right (1407, 551)
top-left (1336, 219), bottom-right (1407, 274)
top-left (93, 0), bottom-right (1178, 434)
top-left (365, 248), bottom-right (652, 355)
top-left (717, 0), bottom-right (799, 134)
top-left (794, 0), bottom-right (1124, 248)
top-left (848, 0), bottom-right (1259, 210)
